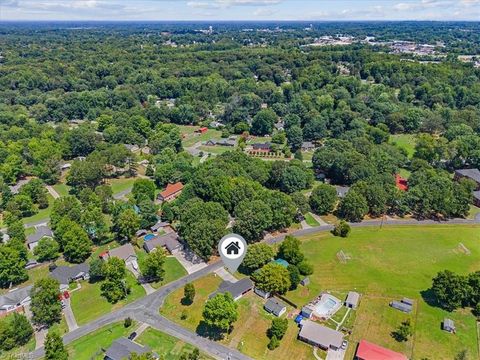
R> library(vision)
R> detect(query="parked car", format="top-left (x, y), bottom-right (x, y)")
top-left (128, 332), bottom-right (137, 340)
top-left (341, 340), bottom-right (348, 350)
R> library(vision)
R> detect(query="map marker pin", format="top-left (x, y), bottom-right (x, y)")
top-left (218, 233), bottom-right (247, 273)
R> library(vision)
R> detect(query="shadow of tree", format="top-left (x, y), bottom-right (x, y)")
top-left (196, 321), bottom-right (226, 341)
top-left (420, 288), bottom-right (441, 308)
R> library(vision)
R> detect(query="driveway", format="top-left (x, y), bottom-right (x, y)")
top-left (63, 298), bottom-right (79, 331)
top-left (126, 262), bottom-right (155, 295)
top-left (326, 347), bottom-right (346, 360)
top-left (173, 247), bottom-right (207, 274)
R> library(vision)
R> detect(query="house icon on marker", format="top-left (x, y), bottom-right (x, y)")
top-left (225, 241), bottom-right (240, 255)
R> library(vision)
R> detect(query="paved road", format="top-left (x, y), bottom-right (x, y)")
top-left (29, 261), bottom-right (251, 360)
top-left (113, 187), bottom-right (133, 200)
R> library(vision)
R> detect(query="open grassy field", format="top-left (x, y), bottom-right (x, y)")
top-left (67, 321), bottom-right (134, 360)
top-left (179, 125), bottom-right (222, 147)
top-left (286, 225), bottom-right (480, 360)
top-left (107, 177), bottom-right (137, 194)
top-left (52, 183), bottom-right (71, 197)
top-left (70, 272), bottom-right (145, 326)
top-left (22, 193), bottom-right (54, 224)
top-left (136, 327), bottom-right (213, 360)
top-left (390, 133), bottom-right (417, 158)
top-left (198, 145), bottom-right (233, 155)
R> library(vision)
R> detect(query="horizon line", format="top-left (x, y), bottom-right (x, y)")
top-left (1, 19), bottom-right (479, 23)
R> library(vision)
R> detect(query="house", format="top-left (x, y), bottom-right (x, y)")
top-left (300, 277), bottom-right (310, 286)
top-left (474, 191), bottom-right (480, 207)
top-left (103, 243), bottom-right (137, 265)
top-left (0, 285), bottom-right (32, 313)
top-left (209, 121), bottom-right (225, 128)
top-left (150, 220), bottom-right (171, 233)
top-left (135, 229), bottom-right (148, 237)
top-left (454, 168), bottom-right (480, 190)
top-left (345, 291), bottom-right (360, 309)
top-left (195, 127), bottom-right (208, 134)
top-left (301, 142), bottom-right (316, 152)
top-left (443, 318), bottom-right (455, 333)
top-left (395, 174), bottom-right (408, 191)
top-left (355, 339), bottom-right (408, 360)
top-left (205, 139), bottom-right (236, 147)
top-left (254, 287), bottom-right (271, 299)
top-left (225, 241), bottom-right (240, 255)
top-left (157, 182), bottom-right (184, 202)
top-left (141, 146), bottom-right (151, 155)
top-left (60, 163), bottom-right (72, 171)
top-left (124, 144), bottom-right (140, 153)
top-left (209, 278), bottom-right (253, 301)
top-left (389, 300), bottom-right (412, 313)
top-left (105, 338), bottom-right (157, 360)
top-left (264, 298), bottom-right (287, 317)
top-left (143, 233), bottom-right (182, 254)
top-left (274, 121), bottom-right (285, 131)
top-left (26, 226), bottom-right (53, 251)
top-left (8, 178), bottom-right (32, 195)
top-left (298, 320), bottom-right (344, 350)
top-left (335, 186), bottom-right (350, 198)
top-left (252, 143), bottom-right (272, 152)
top-left (50, 263), bottom-right (90, 291)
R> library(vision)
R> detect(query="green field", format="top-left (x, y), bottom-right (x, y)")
top-left (108, 177), bottom-right (137, 194)
top-left (390, 133), bottom-right (417, 158)
top-left (198, 145), bottom-right (232, 155)
top-left (304, 213), bottom-right (320, 227)
top-left (137, 328), bottom-right (213, 360)
top-left (68, 321), bottom-right (133, 360)
top-left (179, 125), bottom-right (222, 147)
top-left (22, 194), bottom-right (54, 224)
top-left (287, 225), bottom-right (480, 360)
top-left (52, 183), bottom-right (71, 197)
top-left (70, 272), bottom-right (145, 325)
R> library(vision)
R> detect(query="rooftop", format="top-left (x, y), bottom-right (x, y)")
top-left (209, 278), bottom-right (253, 300)
top-left (105, 338), bottom-right (153, 360)
top-left (0, 285), bottom-right (33, 308)
top-left (356, 339), bottom-right (408, 360)
top-left (50, 263), bottom-right (89, 286)
top-left (299, 320), bottom-right (344, 349)
top-left (345, 291), bottom-right (360, 306)
top-left (455, 168), bottom-right (480, 183)
top-left (107, 243), bottom-right (136, 261)
top-left (159, 182), bottom-right (184, 199)
top-left (26, 226), bottom-right (53, 244)
top-left (144, 232), bottom-right (181, 253)
top-left (264, 297), bottom-right (287, 315)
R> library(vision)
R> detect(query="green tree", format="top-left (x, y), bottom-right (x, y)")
top-left (268, 318), bottom-right (288, 340)
top-left (0, 313), bottom-right (34, 351)
top-left (297, 260), bottom-right (314, 276)
top-left (337, 190), bottom-right (368, 222)
top-left (391, 319), bottom-right (412, 342)
top-left (33, 238), bottom-right (60, 262)
top-left (286, 125), bottom-right (303, 151)
top-left (252, 263), bottom-right (291, 295)
top-left (183, 283), bottom-right (196, 305)
top-left (332, 220), bottom-right (351, 237)
top-left (309, 184), bottom-right (337, 215)
top-left (140, 248), bottom-right (166, 282)
top-left (132, 179), bottom-right (156, 202)
top-left (100, 257), bottom-right (130, 303)
top-left (277, 235), bottom-right (304, 265)
top-left (89, 257), bottom-right (106, 282)
top-left (241, 243), bottom-right (275, 274)
top-left (44, 329), bottom-right (68, 360)
top-left (0, 245), bottom-right (28, 288)
top-left (288, 264), bottom-right (301, 290)
top-left (233, 200), bottom-right (273, 242)
top-left (251, 109), bottom-right (277, 136)
top-left (431, 270), bottom-right (469, 311)
top-left (7, 219), bottom-right (25, 242)
top-left (62, 225), bottom-right (92, 263)
top-left (202, 293), bottom-right (238, 334)
top-left (113, 208), bottom-right (141, 242)
top-left (30, 278), bottom-right (61, 326)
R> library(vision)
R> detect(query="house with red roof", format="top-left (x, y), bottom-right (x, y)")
top-left (195, 127), bottom-right (208, 134)
top-left (157, 182), bottom-right (184, 202)
top-left (355, 340), bottom-right (408, 360)
top-left (395, 174), bottom-right (408, 192)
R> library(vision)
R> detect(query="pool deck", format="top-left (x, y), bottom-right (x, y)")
top-left (311, 293), bottom-right (342, 319)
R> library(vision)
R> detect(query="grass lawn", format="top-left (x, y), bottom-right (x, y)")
top-left (68, 321), bottom-right (133, 360)
top-left (52, 183), bottom-right (71, 197)
top-left (0, 263), bottom-right (50, 295)
top-left (136, 328), bottom-right (213, 360)
top-left (286, 225), bottom-right (480, 360)
top-left (304, 213), bottom-right (320, 227)
top-left (70, 272), bottom-right (145, 326)
top-left (22, 194), bottom-right (54, 224)
top-left (198, 145), bottom-right (233, 155)
top-left (179, 125), bottom-right (222, 147)
top-left (135, 251), bottom-right (188, 289)
top-left (107, 177), bottom-right (137, 194)
top-left (390, 134), bottom-right (417, 158)
top-left (160, 274), bottom-right (223, 331)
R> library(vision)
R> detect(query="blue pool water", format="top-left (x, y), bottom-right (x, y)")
top-left (144, 234), bottom-right (155, 241)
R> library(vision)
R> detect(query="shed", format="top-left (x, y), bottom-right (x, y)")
top-left (390, 300), bottom-right (412, 313)
top-left (345, 291), bottom-right (360, 309)
top-left (301, 306), bottom-right (314, 319)
top-left (264, 298), bottom-right (287, 317)
top-left (401, 297), bottom-right (414, 306)
top-left (443, 318), bottom-right (455, 333)
top-left (254, 287), bottom-right (270, 299)
top-left (300, 277), bottom-right (310, 286)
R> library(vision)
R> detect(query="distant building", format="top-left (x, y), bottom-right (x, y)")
top-left (298, 320), bottom-right (344, 350)
top-left (473, 191), bottom-right (480, 207)
top-left (105, 338), bottom-right (157, 360)
top-left (8, 178), bottom-right (32, 195)
top-left (205, 139), bottom-right (236, 147)
top-left (26, 226), bottom-right (53, 251)
top-left (50, 263), bottom-right (90, 291)
top-left (157, 182), bottom-right (184, 202)
top-left (209, 121), bottom-right (225, 128)
top-left (252, 143), bottom-right (272, 152)
top-left (124, 144), bottom-right (140, 153)
top-left (355, 339), bottom-right (408, 360)
top-left (395, 174), bottom-right (408, 191)
top-left (335, 186), bottom-right (350, 198)
top-left (274, 121), bottom-right (285, 131)
top-left (454, 169), bottom-right (480, 190)
top-left (209, 278), bottom-right (253, 301)
top-left (300, 306), bottom-right (314, 319)
top-left (264, 298), bottom-right (287, 317)
top-left (254, 287), bottom-right (270, 299)
top-left (0, 285), bottom-right (32, 314)
top-left (345, 291), bottom-right (360, 309)
top-left (150, 220), bottom-right (171, 233)
top-left (195, 127), bottom-right (208, 134)
top-left (300, 277), bottom-right (310, 286)
top-left (301, 142), bottom-right (316, 152)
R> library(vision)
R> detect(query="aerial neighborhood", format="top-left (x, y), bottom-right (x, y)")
top-left (0, 9), bottom-right (480, 360)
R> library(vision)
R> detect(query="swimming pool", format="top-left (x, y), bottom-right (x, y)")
top-left (312, 294), bottom-right (342, 318)
top-left (144, 234), bottom-right (155, 241)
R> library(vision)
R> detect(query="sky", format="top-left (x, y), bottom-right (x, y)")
top-left (0, 0), bottom-right (479, 21)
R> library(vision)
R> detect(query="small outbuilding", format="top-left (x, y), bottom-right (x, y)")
top-left (300, 277), bottom-right (310, 286)
top-left (443, 318), bottom-right (455, 333)
top-left (254, 287), bottom-right (271, 299)
top-left (301, 306), bottom-right (314, 319)
top-left (389, 300), bottom-right (412, 313)
top-left (264, 298), bottom-right (287, 317)
top-left (345, 291), bottom-right (360, 309)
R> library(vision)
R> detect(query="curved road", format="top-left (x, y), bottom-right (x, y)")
top-left (29, 216), bottom-right (480, 359)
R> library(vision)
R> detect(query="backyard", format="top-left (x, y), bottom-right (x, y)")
top-left (179, 125), bottom-right (222, 148)
top-left (287, 224), bottom-right (480, 360)
top-left (390, 133), bottom-right (417, 158)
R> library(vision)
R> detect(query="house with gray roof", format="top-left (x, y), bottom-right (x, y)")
top-left (0, 285), bottom-right (33, 313)
top-left (50, 263), bottom-right (89, 291)
top-left (26, 226), bottom-right (53, 250)
top-left (335, 186), bottom-right (350, 198)
top-left (264, 298), bottom-right (287, 317)
top-left (209, 278), bottom-right (253, 301)
top-left (103, 243), bottom-right (137, 265)
top-left (298, 320), bottom-right (344, 350)
top-left (143, 232), bottom-right (182, 254)
top-left (301, 141), bottom-right (316, 151)
top-left (454, 168), bottom-right (480, 190)
top-left (150, 220), bottom-right (170, 233)
top-left (474, 191), bottom-right (480, 207)
top-left (105, 338), bottom-right (157, 360)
